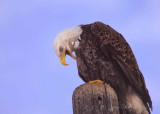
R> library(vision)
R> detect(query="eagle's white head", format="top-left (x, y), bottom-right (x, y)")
top-left (53, 26), bottom-right (83, 65)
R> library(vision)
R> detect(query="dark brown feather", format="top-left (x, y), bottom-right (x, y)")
top-left (90, 21), bottom-right (152, 113)
top-left (75, 22), bottom-right (152, 114)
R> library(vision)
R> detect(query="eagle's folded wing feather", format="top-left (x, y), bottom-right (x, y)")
top-left (91, 22), bottom-right (152, 113)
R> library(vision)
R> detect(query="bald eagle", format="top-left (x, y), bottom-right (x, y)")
top-left (53, 22), bottom-right (152, 114)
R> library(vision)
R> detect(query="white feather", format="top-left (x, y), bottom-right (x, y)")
top-left (126, 86), bottom-right (148, 114)
top-left (74, 39), bottom-right (80, 49)
top-left (53, 26), bottom-right (82, 57)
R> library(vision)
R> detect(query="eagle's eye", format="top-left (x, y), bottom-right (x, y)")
top-left (65, 50), bottom-right (70, 56)
top-left (59, 46), bottom-right (63, 52)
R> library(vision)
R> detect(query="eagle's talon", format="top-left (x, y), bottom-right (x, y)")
top-left (89, 80), bottom-right (104, 84)
top-left (53, 22), bottom-right (152, 113)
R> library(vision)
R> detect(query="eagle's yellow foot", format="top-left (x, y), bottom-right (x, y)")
top-left (89, 80), bottom-right (104, 84)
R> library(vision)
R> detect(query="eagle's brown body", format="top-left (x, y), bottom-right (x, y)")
top-left (75, 22), bottom-right (152, 114)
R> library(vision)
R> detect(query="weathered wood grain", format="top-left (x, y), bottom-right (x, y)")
top-left (72, 83), bottom-right (119, 114)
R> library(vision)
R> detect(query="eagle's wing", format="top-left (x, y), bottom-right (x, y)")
top-left (91, 22), bottom-right (152, 112)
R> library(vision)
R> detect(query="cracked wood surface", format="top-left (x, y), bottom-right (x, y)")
top-left (72, 83), bottom-right (119, 114)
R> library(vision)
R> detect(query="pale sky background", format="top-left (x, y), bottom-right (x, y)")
top-left (0, 0), bottom-right (160, 114)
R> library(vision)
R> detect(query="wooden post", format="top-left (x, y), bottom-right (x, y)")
top-left (72, 83), bottom-right (119, 114)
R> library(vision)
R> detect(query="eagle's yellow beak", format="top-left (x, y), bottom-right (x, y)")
top-left (60, 49), bottom-right (76, 66)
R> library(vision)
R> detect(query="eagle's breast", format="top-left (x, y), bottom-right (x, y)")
top-left (75, 25), bottom-right (125, 87)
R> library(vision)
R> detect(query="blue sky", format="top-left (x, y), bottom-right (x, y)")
top-left (0, 0), bottom-right (160, 114)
